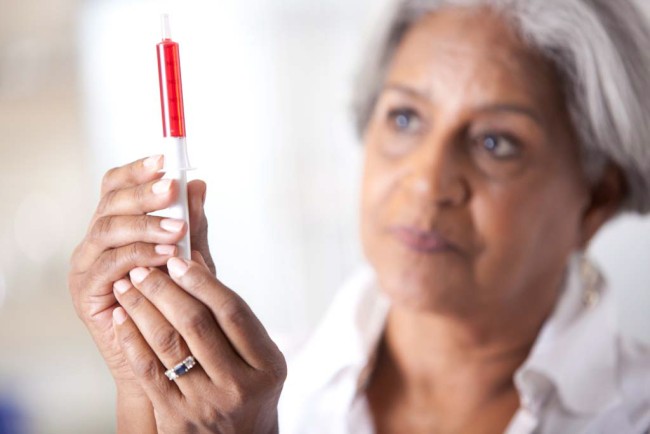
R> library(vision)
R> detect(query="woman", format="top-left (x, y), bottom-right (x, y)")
top-left (69, 0), bottom-right (650, 432)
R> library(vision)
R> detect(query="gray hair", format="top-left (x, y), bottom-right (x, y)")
top-left (353, 0), bottom-right (650, 214)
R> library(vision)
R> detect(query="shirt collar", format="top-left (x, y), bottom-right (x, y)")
top-left (515, 252), bottom-right (622, 415)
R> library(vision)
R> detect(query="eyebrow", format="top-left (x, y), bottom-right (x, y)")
top-left (473, 103), bottom-right (543, 125)
top-left (384, 83), bottom-right (430, 100)
top-left (382, 84), bottom-right (544, 125)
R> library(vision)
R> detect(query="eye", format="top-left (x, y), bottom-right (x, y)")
top-left (387, 108), bottom-right (422, 134)
top-left (479, 134), bottom-right (519, 159)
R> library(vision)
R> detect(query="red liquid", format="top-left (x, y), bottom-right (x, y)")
top-left (157, 39), bottom-right (186, 137)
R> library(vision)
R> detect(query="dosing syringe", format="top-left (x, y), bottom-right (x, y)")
top-left (156, 14), bottom-right (192, 260)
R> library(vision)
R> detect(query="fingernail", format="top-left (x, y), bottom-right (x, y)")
top-left (143, 155), bottom-right (163, 170)
top-left (152, 179), bottom-right (172, 195)
top-left (160, 219), bottom-right (184, 233)
top-left (113, 307), bottom-right (128, 325)
top-left (167, 257), bottom-right (189, 277)
top-left (113, 279), bottom-right (132, 295)
top-left (201, 188), bottom-right (207, 205)
top-left (155, 244), bottom-right (176, 256)
top-left (129, 267), bottom-right (151, 284)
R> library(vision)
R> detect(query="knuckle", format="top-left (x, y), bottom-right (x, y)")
top-left (119, 327), bottom-right (140, 348)
top-left (222, 378), bottom-right (248, 411)
top-left (219, 296), bottom-right (251, 329)
top-left (89, 216), bottom-right (115, 243)
top-left (133, 215), bottom-right (151, 234)
top-left (152, 326), bottom-right (184, 357)
top-left (185, 268), bottom-right (213, 293)
top-left (130, 353), bottom-right (160, 380)
top-left (101, 167), bottom-right (119, 191)
top-left (127, 242), bottom-right (150, 264)
top-left (195, 403), bottom-right (227, 430)
top-left (267, 353), bottom-right (288, 384)
top-left (123, 290), bottom-right (146, 312)
top-left (182, 308), bottom-right (214, 339)
top-left (133, 182), bottom-right (148, 204)
top-left (95, 243), bottom-right (149, 278)
top-left (95, 248), bottom-right (120, 277)
top-left (255, 353), bottom-right (287, 394)
top-left (96, 189), bottom-right (117, 216)
top-left (143, 272), bottom-right (168, 297)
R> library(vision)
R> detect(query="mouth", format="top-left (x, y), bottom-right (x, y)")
top-left (389, 225), bottom-right (458, 254)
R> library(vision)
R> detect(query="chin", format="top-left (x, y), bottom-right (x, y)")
top-left (374, 260), bottom-right (470, 315)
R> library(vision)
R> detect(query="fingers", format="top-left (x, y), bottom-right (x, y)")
top-left (112, 307), bottom-right (182, 406)
top-left (187, 180), bottom-right (207, 243)
top-left (187, 180), bottom-right (215, 275)
top-left (113, 280), bottom-right (210, 397)
top-left (95, 178), bottom-right (179, 219)
top-left (126, 267), bottom-right (245, 382)
top-left (89, 216), bottom-right (187, 249)
top-left (85, 242), bottom-right (178, 290)
top-left (71, 216), bottom-right (187, 272)
top-left (101, 155), bottom-right (164, 196)
top-left (166, 258), bottom-right (285, 375)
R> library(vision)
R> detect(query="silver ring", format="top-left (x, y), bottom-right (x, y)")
top-left (165, 356), bottom-right (197, 381)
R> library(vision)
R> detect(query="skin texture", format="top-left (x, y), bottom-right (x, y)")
top-left (68, 156), bottom-right (286, 433)
top-left (361, 7), bottom-right (625, 434)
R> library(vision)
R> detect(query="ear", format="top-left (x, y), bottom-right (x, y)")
top-left (579, 163), bottom-right (627, 248)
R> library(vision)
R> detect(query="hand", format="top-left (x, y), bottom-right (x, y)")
top-left (111, 252), bottom-right (287, 434)
top-left (68, 156), bottom-right (214, 389)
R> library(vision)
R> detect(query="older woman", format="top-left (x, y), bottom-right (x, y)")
top-left (69, 0), bottom-right (650, 432)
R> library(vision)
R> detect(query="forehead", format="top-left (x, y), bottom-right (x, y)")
top-left (386, 6), bottom-right (563, 112)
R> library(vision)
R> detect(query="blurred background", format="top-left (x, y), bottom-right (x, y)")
top-left (0, 0), bottom-right (648, 432)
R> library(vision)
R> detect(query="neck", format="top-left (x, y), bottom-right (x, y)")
top-left (367, 282), bottom-right (562, 432)
top-left (382, 304), bottom-right (544, 398)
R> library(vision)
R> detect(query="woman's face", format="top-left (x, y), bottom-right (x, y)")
top-left (361, 7), bottom-right (593, 315)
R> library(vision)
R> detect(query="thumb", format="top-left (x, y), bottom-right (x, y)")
top-left (187, 179), bottom-right (207, 238)
top-left (187, 179), bottom-right (215, 274)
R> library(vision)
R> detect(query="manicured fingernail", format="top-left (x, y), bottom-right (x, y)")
top-left (160, 219), bottom-right (184, 233)
top-left (167, 257), bottom-right (189, 277)
top-left (113, 307), bottom-right (128, 325)
top-left (155, 244), bottom-right (176, 256)
top-left (152, 179), bottom-right (172, 195)
top-left (129, 267), bottom-right (151, 284)
top-left (113, 279), bottom-right (132, 294)
top-left (143, 155), bottom-right (163, 170)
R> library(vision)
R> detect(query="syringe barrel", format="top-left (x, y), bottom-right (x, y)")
top-left (157, 40), bottom-right (186, 137)
top-left (160, 138), bottom-right (192, 260)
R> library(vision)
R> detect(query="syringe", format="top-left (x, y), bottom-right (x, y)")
top-left (156, 14), bottom-right (192, 260)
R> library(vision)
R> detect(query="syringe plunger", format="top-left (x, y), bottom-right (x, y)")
top-left (161, 13), bottom-right (172, 40)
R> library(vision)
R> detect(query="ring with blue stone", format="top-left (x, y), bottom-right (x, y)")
top-left (165, 356), bottom-right (197, 381)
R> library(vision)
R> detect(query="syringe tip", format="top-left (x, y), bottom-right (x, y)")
top-left (161, 13), bottom-right (172, 40)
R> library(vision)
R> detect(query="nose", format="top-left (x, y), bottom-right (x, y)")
top-left (406, 136), bottom-right (469, 208)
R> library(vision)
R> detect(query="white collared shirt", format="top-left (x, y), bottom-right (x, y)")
top-left (278, 254), bottom-right (650, 433)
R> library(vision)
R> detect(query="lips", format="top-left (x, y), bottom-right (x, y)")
top-left (389, 225), bottom-right (457, 254)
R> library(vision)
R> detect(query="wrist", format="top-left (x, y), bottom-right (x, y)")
top-left (116, 385), bottom-right (156, 434)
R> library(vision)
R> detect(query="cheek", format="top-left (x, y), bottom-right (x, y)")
top-left (470, 177), bottom-right (584, 295)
